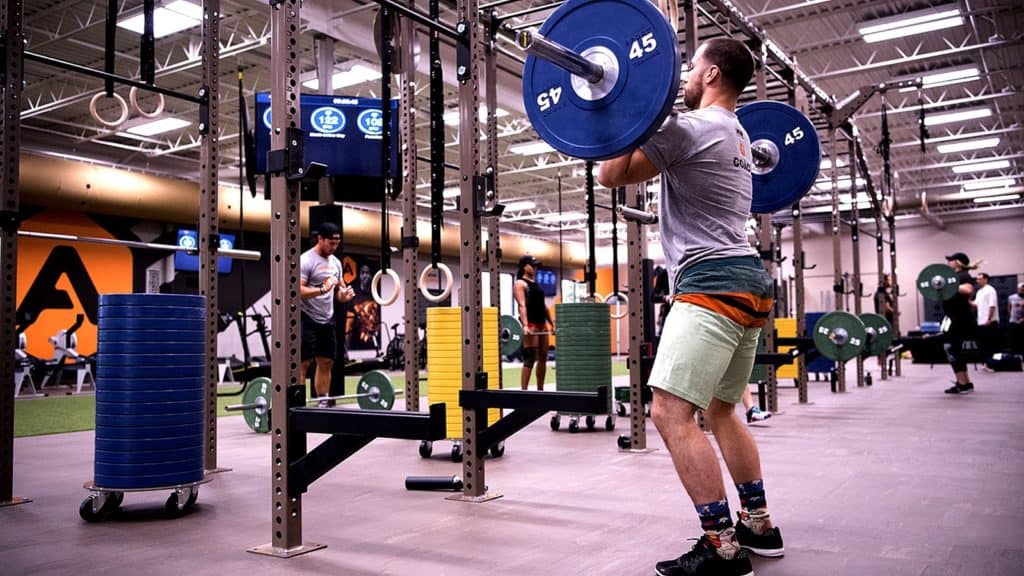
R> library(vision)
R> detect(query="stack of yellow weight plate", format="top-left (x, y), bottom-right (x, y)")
top-left (776, 317), bottom-right (797, 379)
top-left (426, 307), bottom-right (500, 439)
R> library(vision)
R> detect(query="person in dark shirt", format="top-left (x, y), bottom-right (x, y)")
top-left (514, 255), bottom-right (555, 390)
top-left (874, 273), bottom-right (895, 326)
top-left (942, 252), bottom-right (976, 394)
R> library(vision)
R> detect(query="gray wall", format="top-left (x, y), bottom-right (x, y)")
top-left (777, 209), bottom-right (1024, 330)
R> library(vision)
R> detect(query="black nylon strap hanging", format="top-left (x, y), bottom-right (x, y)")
top-left (878, 94), bottom-right (892, 206)
top-left (104, 0), bottom-right (117, 96)
top-left (140, 0), bottom-right (155, 84)
top-left (429, 0), bottom-right (443, 268)
top-left (585, 160), bottom-right (596, 297)
top-left (611, 187), bottom-right (621, 296)
top-left (379, 7), bottom-right (394, 271)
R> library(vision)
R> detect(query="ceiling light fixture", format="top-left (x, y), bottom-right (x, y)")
top-left (302, 63), bottom-right (382, 91)
top-left (950, 159), bottom-right (1011, 174)
top-left (937, 137), bottom-right (1000, 154)
top-left (118, 0), bottom-right (202, 39)
top-left (899, 65), bottom-right (980, 92)
top-left (503, 200), bottom-right (537, 211)
top-left (858, 5), bottom-right (963, 43)
top-left (960, 177), bottom-right (1016, 191)
top-left (509, 141), bottom-right (557, 155)
top-left (924, 107), bottom-right (991, 126)
top-left (125, 117), bottom-right (191, 136)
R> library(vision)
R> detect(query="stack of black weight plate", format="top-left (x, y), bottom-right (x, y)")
top-left (94, 294), bottom-right (207, 489)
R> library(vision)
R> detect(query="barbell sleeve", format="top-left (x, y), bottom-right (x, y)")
top-left (616, 205), bottom-right (658, 225)
top-left (751, 145), bottom-right (772, 165)
top-left (516, 29), bottom-right (604, 84)
top-left (225, 402), bottom-right (260, 412)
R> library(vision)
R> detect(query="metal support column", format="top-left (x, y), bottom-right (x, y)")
top-left (250, 0), bottom-right (321, 557)
top-left (848, 133), bottom-right (864, 388)
top-left (1, 0), bottom-right (29, 507)
top-left (788, 80), bottom-right (809, 403)
top-left (888, 213), bottom-right (900, 376)
top-left (453, 0), bottom-right (494, 502)
top-left (754, 44), bottom-right (778, 413)
top-left (871, 136), bottom-right (888, 381)
top-left (483, 9), bottom-right (501, 356)
top-left (399, 7), bottom-right (421, 409)
top-left (829, 128), bottom-right (846, 392)
top-left (199, 0), bottom-right (223, 473)
top-left (624, 186), bottom-right (650, 451)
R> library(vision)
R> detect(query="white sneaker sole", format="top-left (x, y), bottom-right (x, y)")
top-left (742, 545), bottom-right (785, 558)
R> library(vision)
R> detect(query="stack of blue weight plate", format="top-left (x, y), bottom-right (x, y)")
top-left (94, 294), bottom-right (207, 489)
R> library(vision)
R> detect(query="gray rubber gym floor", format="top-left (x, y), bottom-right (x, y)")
top-left (3, 362), bottom-right (1023, 576)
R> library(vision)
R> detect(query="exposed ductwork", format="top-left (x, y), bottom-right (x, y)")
top-left (18, 153), bottom-right (584, 267)
top-left (919, 191), bottom-right (946, 230)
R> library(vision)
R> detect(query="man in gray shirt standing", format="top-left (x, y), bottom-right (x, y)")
top-left (600, 37), bottom-right (782, 576)
top-left (300, 222), bottom-right (354, 407)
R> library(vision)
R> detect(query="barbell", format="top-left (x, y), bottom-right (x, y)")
top-left (226, 372), bottom-right (396, 434)
top-left (517, 0), bottom-right (821, 213)
top-left (916, 263), bottom-right (961, 302)
top-left (499, 315), bottom-right (555, 357)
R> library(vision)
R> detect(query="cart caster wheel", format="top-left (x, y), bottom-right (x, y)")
top-left (568, 418), bottom-right (580, 433)
top-left (550, 415), bottom-right (561, 431)
top-left (865, 373), bottom-right (873, 387)
top-left (488, 442), bottom-right (505, 458)
top-left (109, 491), bottom-right (124, 508)
top-left (451, 443), bottom-right (463, 463)
top-left (165, 488), bottom-right (198, 518)
top-left (585, 415), bottom-right (596, 430)
top-left (605, 415), bottom-right (615, 431)
top-left (419, 440), bottom-right (433, 458)
top-left (616, 403), bottom-right (626, 417)
top-left (617, 435), bottom-right (631, 450)
top-left (79, 495), bottom-right (103, 523)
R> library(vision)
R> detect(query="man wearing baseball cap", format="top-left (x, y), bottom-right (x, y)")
top-left (942, 252), bottom-right (976, 394)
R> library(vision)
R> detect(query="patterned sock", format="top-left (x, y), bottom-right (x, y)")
top-left (736, 479), bottom-right (770, 534)
top-left (736, 479), bottom-right (766, 510)
top-left (695, 499), bottom-right (734, 532)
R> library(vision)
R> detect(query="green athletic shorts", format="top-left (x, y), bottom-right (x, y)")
top-left (648, 302), bottom-right (761, 409)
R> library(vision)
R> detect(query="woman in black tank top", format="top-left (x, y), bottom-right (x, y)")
top-left (514, 256), bottom-right (554, 391)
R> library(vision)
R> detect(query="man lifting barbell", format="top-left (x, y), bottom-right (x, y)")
top-left (598, 38), bottom-right (783, 576)
top-left (513, 255), bottom-right (556, 391)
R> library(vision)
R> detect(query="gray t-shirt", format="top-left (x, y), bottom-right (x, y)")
top-left (300, 248), bottom-right (342, 324)
top-left (640, 105), bottom-right (757, 282)
top-left (1008, 293), bottom-right (1023, 323)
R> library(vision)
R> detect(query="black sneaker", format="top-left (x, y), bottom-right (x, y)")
top-left (944, 383), bottom-right (973, 394)
top-left (654, 534), bottom-right (753, 576)
top-left (735, 514), bottom-right (784, 558)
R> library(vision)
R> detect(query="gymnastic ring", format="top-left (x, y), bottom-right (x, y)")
top-left (604, 291), bottom-right (629, 319)
top-left (89, 92), bottom-right (129, 128)
top-left (129, 86), bottom-right (165, 119)
top-left (371, 268), bottom-right (402, 306)
top-left (418, 262), bottom-right (453, 303)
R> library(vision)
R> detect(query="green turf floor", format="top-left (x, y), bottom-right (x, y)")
top-left (14, 360), bottom-right (629, 437)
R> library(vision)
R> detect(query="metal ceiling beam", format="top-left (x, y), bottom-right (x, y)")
top-left (810, 36), bottom-right (1024, 81)
top-left (890, 126), bottom-right (1023, 149)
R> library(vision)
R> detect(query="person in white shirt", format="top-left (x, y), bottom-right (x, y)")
top-left (973, 272), bottom-right (1000, 362)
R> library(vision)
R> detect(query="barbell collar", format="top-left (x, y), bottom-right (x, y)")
top-left (616, 205), bottom-right (658, 225)
top-left (516, 29), bottom-right (604, 84)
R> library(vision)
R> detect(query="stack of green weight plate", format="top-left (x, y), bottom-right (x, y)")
top-left (554, 303), bottom-right (612, 396)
